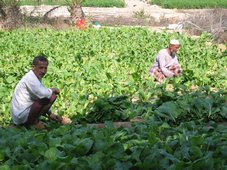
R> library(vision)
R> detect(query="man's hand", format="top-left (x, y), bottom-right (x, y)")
top-left (51, 88), bottom-right (60, 95)
top-left (49, 113), bottom-right (72, 125)
top-left (49, 113), bottom-right (62, 122)
top-left (61, 116), bottom-right (72, 125)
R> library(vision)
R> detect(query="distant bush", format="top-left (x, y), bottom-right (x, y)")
top-left (149, 0), bottom-right (227, 9)
top-left (83, 0), bottom-right (124, 7)
top-left (20, 0), bottom-right (125, 7)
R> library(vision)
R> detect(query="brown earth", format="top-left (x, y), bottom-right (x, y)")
top-left (19, 0), bottom-right (227, 44)
top-left (20, 0), bottom-right (226, 27)
top-left (0, 0), bottom-right (222, 44)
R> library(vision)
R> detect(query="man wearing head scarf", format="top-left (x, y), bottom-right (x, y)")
top-left (149, 39), bottom-right (182, 83)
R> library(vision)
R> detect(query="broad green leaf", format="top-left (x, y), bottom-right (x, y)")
top-left (44, 147), bottom-right (58, 161)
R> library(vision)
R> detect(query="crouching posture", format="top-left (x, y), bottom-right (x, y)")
top-left (149, 39), bottom-right (182, 83)
top-left (10, 55), bottom-right (71, 129)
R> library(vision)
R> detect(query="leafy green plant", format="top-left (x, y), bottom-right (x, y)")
top-left (150, 0), bottom-right (227, 9)
top-left (0, 28), bottom-right (226, 169)
top-left (19, 0), bottom-right (125, 7)
top-left (80, 95), bottom-right (132, 123)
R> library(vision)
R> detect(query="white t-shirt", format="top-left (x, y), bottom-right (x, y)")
top-left (10, 70), bottom-right (52, 125)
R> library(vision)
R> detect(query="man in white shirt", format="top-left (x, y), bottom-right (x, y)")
top-left (149, 39), bottom-right (182, 83)
top-left (10, 55), bottom-right (70, 129)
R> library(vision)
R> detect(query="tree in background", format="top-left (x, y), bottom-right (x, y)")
top-left (40, 0), bottom-right (85, 27)
top-left (0, 0), bottom-right (22, 29)
top-left (65, 0), bottom-right (85, 25)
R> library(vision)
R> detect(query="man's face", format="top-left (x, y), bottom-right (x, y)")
top-left (32, 61), bottom-right (48, 80)
top-left (170, 44), bottom-right (180, 53)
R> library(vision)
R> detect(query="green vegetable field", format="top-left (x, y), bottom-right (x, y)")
top-left (20, 0), bottom-right (125, 7)
top-left (150, 0), bottom-right (227, 9)
top-left (0, 27), bottom-right (226, 169)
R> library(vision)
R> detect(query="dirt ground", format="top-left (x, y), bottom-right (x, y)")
top-left (20, 0), bottom-right (226, 27)
top-left (21, 3), bottom-right (164, 27)
top-left (2, 0), bottom-right (227, 44)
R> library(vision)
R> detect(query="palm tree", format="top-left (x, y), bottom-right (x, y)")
top-left (65, 0), bottom-right (85, 25)
top-left (0, 0), bottom-right (21, 29)
top-left (42, 0), bottom-right (85, 26)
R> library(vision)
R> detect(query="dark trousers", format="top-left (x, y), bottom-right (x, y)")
top-left (25, 94), bottom-right (57, 126)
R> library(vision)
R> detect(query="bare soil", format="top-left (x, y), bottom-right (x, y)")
top-left (21, 0), bottom-right (226, 27)
top-left (4, 0), bottom-right (227, 44)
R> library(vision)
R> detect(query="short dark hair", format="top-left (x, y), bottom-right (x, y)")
top-left (32, 55), bottom-right (49, 66)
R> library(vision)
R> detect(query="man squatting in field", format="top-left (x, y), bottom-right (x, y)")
top-left (10, 55), bottom-right (71, 129)
top-left (149, 39), bottom-right (182, 83)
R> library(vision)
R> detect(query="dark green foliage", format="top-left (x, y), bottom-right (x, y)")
top-left (150, 0), bottom-right (227, 9)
